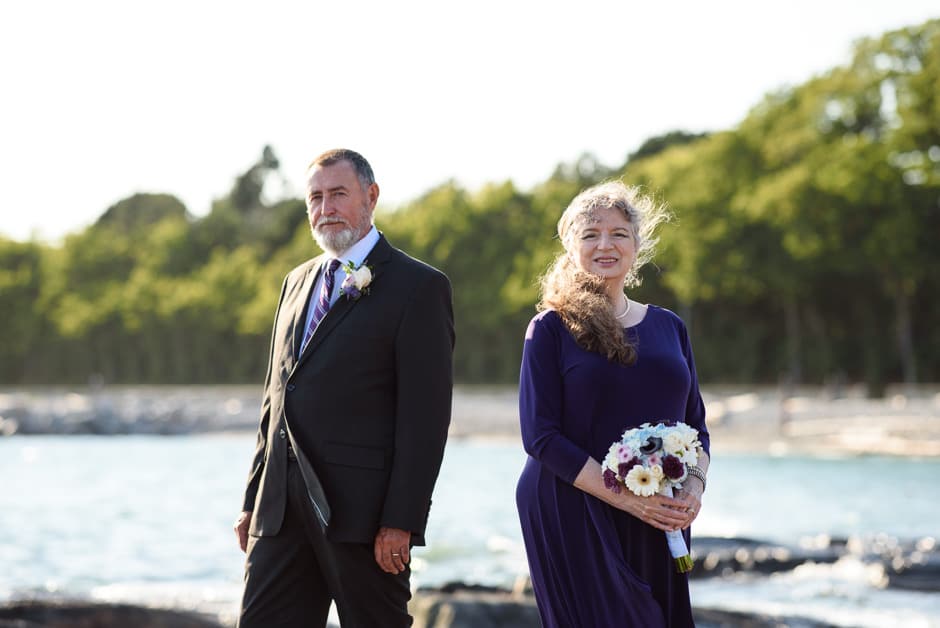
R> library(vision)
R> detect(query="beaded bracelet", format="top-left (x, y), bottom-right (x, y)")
top-left (686, 465), bottom-right (707, 491)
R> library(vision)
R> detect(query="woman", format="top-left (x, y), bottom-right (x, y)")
top-left (516, 181), bottom-right (710, 627)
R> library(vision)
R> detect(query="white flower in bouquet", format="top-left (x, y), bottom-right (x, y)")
top-left (624, 466), bottom-right (659, 496)
top-left (677, 424), bottom-right (701, 446)
top-left (663, 432), bottom-right (686, 455)
top-left (677, 445), bottom-right (698, 466)
top-left (650, 464), bottom-right (664, 480)
top-left (603, 444), bottom-right (620, 473)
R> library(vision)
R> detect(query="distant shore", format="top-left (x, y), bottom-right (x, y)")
top-left (1, 384), bottom-right (938, 457)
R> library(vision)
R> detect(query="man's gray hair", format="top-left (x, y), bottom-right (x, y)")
top-left (307, 149), bottom-right (376, 191)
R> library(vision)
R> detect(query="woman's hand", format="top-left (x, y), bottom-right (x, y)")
top-left (613, 489), bottom-right (690, 532)
top-left (673, 476), bottom-right (704, 529)
top-left (573, 457), bottom-right (706, 531)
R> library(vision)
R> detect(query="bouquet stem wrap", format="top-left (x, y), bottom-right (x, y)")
top-left (661, 485), bottom-right (693, 573)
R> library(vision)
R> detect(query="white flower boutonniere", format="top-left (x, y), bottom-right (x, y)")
top-left (340, 260), bottom-right (373, 300)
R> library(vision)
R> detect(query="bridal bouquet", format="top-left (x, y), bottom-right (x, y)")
top-left (602, 421), bottom-right (702, 573)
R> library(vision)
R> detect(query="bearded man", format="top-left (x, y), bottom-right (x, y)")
top-left (234, 149), bottom-right (454, 627)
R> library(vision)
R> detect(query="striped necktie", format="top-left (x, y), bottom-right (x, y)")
top-left (300, 258), bottom-right (341, 354)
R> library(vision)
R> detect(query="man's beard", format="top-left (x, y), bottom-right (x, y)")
top-left (312, 220), bottom-right (359, 255)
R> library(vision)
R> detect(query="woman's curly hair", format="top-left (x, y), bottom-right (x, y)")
top-left (538, 180), bottom-right (670, 365)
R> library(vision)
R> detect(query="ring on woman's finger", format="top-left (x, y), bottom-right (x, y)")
top-left (392, 553), bottom-right (400, 557)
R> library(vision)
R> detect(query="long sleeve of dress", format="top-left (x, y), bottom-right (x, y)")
top-left (678, 320), bottom-right (710, 455)
top-left (518, 313), bottom-right (590, 484)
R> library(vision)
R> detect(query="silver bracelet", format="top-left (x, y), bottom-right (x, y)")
top-left (686, 465), bottom-right (706, 491)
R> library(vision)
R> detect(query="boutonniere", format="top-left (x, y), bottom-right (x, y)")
top-left (340, 260), bottom-right (373, 300)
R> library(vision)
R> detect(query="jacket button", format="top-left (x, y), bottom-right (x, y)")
top-left (286, 384), bottom-right (296, 392)
top-left (279, 428), bottom-right (286, 439)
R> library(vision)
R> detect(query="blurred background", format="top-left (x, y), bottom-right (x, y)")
top-left (2, 1), bottom-right (939, 627)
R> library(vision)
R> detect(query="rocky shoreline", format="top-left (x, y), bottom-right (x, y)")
top-left (2, 533), bottom-right (936, 627)
top-left (0, 596), bottom-right (839, 628)
top-left (692, 534), bottom-right (940, 592)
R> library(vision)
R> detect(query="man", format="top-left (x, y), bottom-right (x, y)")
top-left (234, 149), bottom-right (454, 627)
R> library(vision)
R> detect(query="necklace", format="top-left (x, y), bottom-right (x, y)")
top-left (614, 296), bottom-right (631, 320)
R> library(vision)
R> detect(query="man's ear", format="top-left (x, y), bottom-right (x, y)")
top-left (368, 183), bottom-right (380, 210)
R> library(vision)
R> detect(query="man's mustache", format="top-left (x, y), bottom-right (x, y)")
top-left (315, 217), bottom-right (350, 229)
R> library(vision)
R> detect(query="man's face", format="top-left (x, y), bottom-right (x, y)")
top-left (305, 160), bottom-right (378, 255)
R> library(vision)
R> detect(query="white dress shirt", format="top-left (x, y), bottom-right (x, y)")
top-left (301, 225), bottom-right (380, 339)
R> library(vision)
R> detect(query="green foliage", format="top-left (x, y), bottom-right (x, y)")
top-left (0, 239), bottom-right (45, 379)
top-left (2, 20), bottom-right (939, 392)
top-left (95, 193), bottom-right (188, 233)
top-left (627, 130), bottom-right (710, 163)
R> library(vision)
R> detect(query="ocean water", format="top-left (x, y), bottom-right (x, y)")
top-left (1, 435), bottom-right (938, 627)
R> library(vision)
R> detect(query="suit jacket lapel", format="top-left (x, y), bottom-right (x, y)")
top-left (295, 235), bottom-right (394, 368)
top-left (288, 257), bottom-right (327, 367)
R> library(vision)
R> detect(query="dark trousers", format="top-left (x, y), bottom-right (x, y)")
top-left (237, 461), bottom-right (412, 628)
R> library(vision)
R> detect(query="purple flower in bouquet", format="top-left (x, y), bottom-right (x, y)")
top-left (602, 468), bottom-right (621, 493)
top-left (618, 458), bottom-right (640, 478)
top-left (662, 455), bottom-right (686, 481)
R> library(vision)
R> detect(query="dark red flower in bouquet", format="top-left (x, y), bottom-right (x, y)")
top-left (603, 469), bottom-right (621, 493)
top-left (662, 454), bottom-right (685, 480)
top-left (618, 458), bottom-right (640, 477)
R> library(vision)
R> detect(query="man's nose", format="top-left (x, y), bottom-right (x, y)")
top-left (320, 198), bottom-right (337, 215)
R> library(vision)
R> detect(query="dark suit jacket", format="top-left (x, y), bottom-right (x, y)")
top-left (242, 234), bottom-right (454, 545)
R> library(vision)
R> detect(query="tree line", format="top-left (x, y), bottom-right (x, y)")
top-left (2, 20), bottom-right (938, 395)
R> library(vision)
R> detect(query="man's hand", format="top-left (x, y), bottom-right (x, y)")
top-left (234, 511), bottom-right (252, 553)
top-left (374, 526), bottom-right (411, 574)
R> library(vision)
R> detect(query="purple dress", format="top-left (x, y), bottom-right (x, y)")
top-left (516, 306), bottom-right (710, 628)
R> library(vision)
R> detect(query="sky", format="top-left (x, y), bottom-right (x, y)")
top-left (1, 1), bottom-right (938, 242)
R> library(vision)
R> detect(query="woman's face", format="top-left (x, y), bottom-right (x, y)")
top-left (570, 206), bottom-right (637, 285)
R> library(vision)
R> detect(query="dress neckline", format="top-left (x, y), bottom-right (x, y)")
top-left (624, 304), bottom-right (654, 329)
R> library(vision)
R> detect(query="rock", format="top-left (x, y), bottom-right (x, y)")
top-left (691, 537), bottom-right (842, 578)
top-left (693, 607), bottom-right (836, 627)
top-left (0, 600), bottom-right (222, 628)
top-left (690, 534), bottom-right (940, 592)
top-left (412, 583), bottom-right (540, 628)
top-left (0, 588), bottom-right (845, 628)
top-left (883, 546), bottom-right (940, 592)
top-left (411, 582), bottom-right (840, 628)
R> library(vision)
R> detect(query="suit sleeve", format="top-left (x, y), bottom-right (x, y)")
top-left (242, 274), bottom-right (289, 512)
top-left (518, 313), bottom-right (590, 484)
top-left (380, 269), bottom-right (455, 535)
